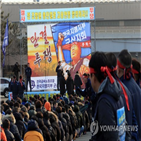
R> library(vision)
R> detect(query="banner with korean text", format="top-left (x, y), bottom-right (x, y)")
top-left (27, 22), bottom-right (91, 91)
top-left (20, 7), bottom-right (95, 22)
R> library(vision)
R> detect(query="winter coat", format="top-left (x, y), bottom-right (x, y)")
top-left (4, 129), bottom-right (15, 141)
top-left (43, 118), bottom-right (57, 141)
top-left (17, 81), bottom-right (25, 95)
top-left (73, 105), bottom-right (83, 129)
top-left (60, 75), bottom-right (66, 95)
top-left (49, 111), bottom-right (61, 141)
top-left (90, 77), bottom-right (125, 141)
top-left (10, 81), bottom-right (18, 97)
top-left (38, 118), bottom-right (52, 141)
top-left (120, 76), bottom-right (141, 140)
top-left (66, 76), bottom-right (74, 95)
top-left (14, 112), bottom-right (26, 139)
top-left (24, 131), bottom-right (44, 141)
top-left (74, 74), bottom-right (82, 88)
top-left (0, 127), bottom-right (7, 141)
top-left (25, 67), bottom-right (32, 78)
top-left (62, 112), bottom-right (73, 136)
top-left (2, 114), bottom-right (21, 141)
top-left (56, 65), bottom-right (61, 77)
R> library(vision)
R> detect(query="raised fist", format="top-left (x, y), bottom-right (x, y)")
top-left (57, 33), bottom-right (64, 47)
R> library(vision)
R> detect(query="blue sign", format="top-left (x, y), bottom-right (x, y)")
top-left (117, 107), bottom-right (126, 141)
top-left (20, 7), bottom-right (95, 22)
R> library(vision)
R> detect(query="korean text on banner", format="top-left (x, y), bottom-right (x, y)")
top-left (20, 7), bottom-right (95, 22)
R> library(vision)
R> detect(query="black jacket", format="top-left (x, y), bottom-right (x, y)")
top-left (4, 129), bottom-right (15, 141)
top-left (66, 76), bottom-right (74, 95)
top-left (90, 77), bottom-right (125, 141)
top-left (17, 81), bottom-right (25, 94)
top-left (38, 118), bottom-right (52, 141)
top-left (74, 74), bottom-right (82, 88)
top-left (25, 67), bottom-right (32, 78)
top-left (3, 114), bottom-right (21, 141)
top-left (60, 75), bottom-right (66, 95)
top-left (14, 112), bottom-right (26, 139)
top-left (56, 65), bottom-right (61, 77)
top-left (10, 81), bottom-right (18, 95)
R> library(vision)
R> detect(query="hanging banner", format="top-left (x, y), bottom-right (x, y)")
top-left (2, 19), bottom-right (9, 67)
top-left (51, 22), bottom-right (91, 80)
top-left (27, 22), bottom-right (91, 91)
top-left (20, 7), bottom-right (95, 22)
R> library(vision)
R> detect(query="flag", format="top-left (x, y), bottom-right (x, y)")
top-left (2, 19), bottom-right (9, 67)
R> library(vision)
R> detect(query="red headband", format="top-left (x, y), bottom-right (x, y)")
top-left (90, 68), bottom-right (96, 74)
top-left (115, 75), bottom-right (130, 111)
top-left (101, 66), bottom-right (114, 84)
top-left (132, 68), bottom-right (139, 74)
top-left (90, 67), bottom-right (114, 84)
top-left (117, 60), bottom-right (125, 69)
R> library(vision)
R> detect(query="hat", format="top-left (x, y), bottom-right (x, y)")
top-left (44, 102), bottom-right (51, 111)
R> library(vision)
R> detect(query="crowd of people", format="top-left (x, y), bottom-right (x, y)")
top-left (1, 93), bottom-right (92, 141)
top-left (0, 49), bottom-right (141, 141)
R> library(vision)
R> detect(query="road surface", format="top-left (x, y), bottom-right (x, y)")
top-left (75, 132), bottom-right (91, 141)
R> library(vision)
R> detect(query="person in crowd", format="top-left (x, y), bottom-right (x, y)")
top-left (2, 114), bottom-right (21, 141)
top-left (106, 52), bottom-right (138, 140)
top-left (0, 126), bottom-right (7, 141)
top-left (10, 76), bottom-right (18, 100)
top-left (56, 61), bottom-right (62, 90)
top-left (9, 77), bottom-right (13, 91)
top-left (59, 70), bottom-right (66, 96)
top-left (36, 112), bottom-right (52, 141)
top-left (132, 59), bottom-right (141, 87)
top-left (44, 101), bottom-right (51, 111)
top-left (28, 105), bottom-right (37, 119)
top-left (17, 76), bottom-right (26, 100)
top-left (74, 71), bottom-right (82, 96)
top-left (25, 63), bottom-right (32, 92)
top-left (66, 70), bottom-right (74, 95)
top-left (117, 49), bottom-right (141, 140)
top-left (13, 112), bottom-right (26, 140)
top-left (2, 119), bottom-right (15, 141)
top-left (12, 62), bottom-right (20, 81)
top-left (24, 119), bottom-right (44, 141)
top-left (35, 100), bottom-right (46, 113)
top-left (89, 52), bottom-right (126, 141)
top-left (77, 73), bottom-right (95, 102)
top-left (73, 104), bottom-right (84, 137)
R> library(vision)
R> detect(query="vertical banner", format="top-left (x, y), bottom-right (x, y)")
top-left (27, 24), bottom-right (58, 91)
top-left (2, 19), bottom-right (9, 67)
top-left (27, 22), bottom-right (91, 91)
top-left (51, 22), bottom-right (91, 80)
